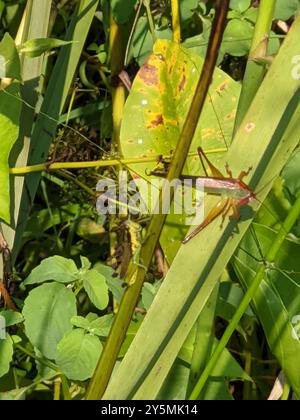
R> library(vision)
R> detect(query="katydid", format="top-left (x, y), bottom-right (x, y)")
top-left (151, 147), bottom-right (257, 244)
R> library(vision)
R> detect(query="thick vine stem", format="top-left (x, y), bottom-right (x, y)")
top-left (171, 0), bottom-right (181, 43)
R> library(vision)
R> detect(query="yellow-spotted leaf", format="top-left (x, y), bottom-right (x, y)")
top-left (120, 39), bottom-right (240, 261)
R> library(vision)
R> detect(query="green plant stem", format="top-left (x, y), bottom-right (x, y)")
top-left (171, 0), bottom-right (181, 43)
top-left (16, 344), bottom-right (60, 372)
top-left (9, 148), bottom-right (226, 175)
top-left (188, 194), bottom-right (300, 400)
top-left (234, 0), bottom-right (276, 132)
top-left (144, 0), bottom-right (156, 42)
top-left (124, 0), bottom-right (143, 67)
top-left (85, 0), bottom-right (230, 400)
top-left (56, 169), bottom-right (96, 197)
top-left (53, 378), bottom-right (61, 401)
top-left (56, 170), bottom-right (141, 213)
top-left (110, 11), bottom-right (126, 152)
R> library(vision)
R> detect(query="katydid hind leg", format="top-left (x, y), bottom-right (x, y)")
top-left (220, 199), bottom-right (232, 229)
top-left (197, 147), bottom-right (224, 178)
top-left (183, 199), bottom-right (229, 244)
top-left (225, 162), bottom-right (233, 178)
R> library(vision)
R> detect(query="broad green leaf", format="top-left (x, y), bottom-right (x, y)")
top-left (82, 269), bottom-right (109, 310)
top-left (71, 314), bottom-right (114, 336)
top-left (133, 18), bottom-right (173, 66)
top-left (0, 33), bottom-right (21, 80)
top-left (0, 310), bottom-right (23, 327)
top-left (142, 282), bottom-right (161, 310)
top-left (222, 19), bottom-right (253, 57)
top-left (56, 329), bottom-right (102, 381)
top-left (0, 334), bottom-right (13, 378)
top-left (0, 82), bottom-right (21, 224)
top-left (274, 0), bottom-right (300, 20)
top-left (86, 313), bottom-right (99, 323)
top-left (35, 348), bottom-right (56, 380)
top-left (104, 16), bottom-right (300, 399)
top-left (179, 0), bottom-right (199, 22)
top-left (88, 314), bottom-right (114, 337)
top-left (23, 283), bottom-right (76, 359)
top-left (19, 38), bottom-right (73, 58)
top-left (233, 223), bottom-right (300, 395)
top-left (80, 256), bottom-right (92, 271)
top-left (111, 0), bottom-right (137, 24)
top-left (76, 217), bottom-right (105, 243)
top-left (71, 316), bottom-right (91, 330)
top-left (121, 39), bottom-right (240, 261)
top-left (267, 31), bottom-right (281, 57)
top-left (230, 0), bottom-right (251, 13)
top-left (24, 256), bottom-right (79, 285)
top-left (0, 388), bottom-right (27, 400)
top-left (121, 39), bottom-right (239, 172)
top-left (182, 18), bottom-right (212, 59)
top-left (243, 7), bottom-right (258, 23)
top-left (71, 313), bottom-right (114, 337)
top-left (94, 262), bottom-right (124, 303)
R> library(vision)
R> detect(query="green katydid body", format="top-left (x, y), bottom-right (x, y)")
top-left (181, 175), bottom-right (256, 201)
top-left (181, 175), bottom-right (256, 243)
top-left (151, 147), bottom-right (256, 244)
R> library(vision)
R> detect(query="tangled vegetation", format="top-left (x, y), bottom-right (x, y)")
top-left (0, 0), bottom-right (300, 401)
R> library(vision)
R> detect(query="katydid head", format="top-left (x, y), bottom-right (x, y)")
top-left (237, 179), bottom-right (257, 203)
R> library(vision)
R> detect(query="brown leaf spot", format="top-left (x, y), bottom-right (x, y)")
top-left (245, 122), bottom-right (256, 133)
top-left (147, 114), bottom-right (164, 129)
top-left (201, 128), bottom-right (215, 139)
top-left (216, 81), bottom-right (228, 94)
top-left (139, 63), bottom-right (159, 86)
top-left (179, 74), bottom-right (186, 92)
top-left (225, 111), bottom-right (236, 120)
